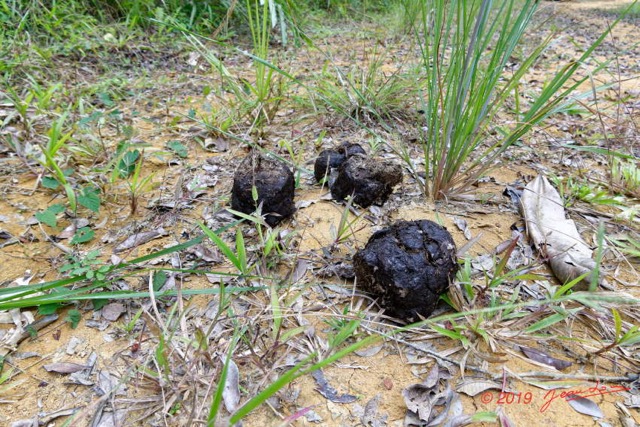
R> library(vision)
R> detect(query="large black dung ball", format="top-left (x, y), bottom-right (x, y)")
top-left (231, 153), bottom-right (295, 227)
top-left (354, 220), bottom-right (458, 323)
top-left (331, 155), bottom-right (402, 208)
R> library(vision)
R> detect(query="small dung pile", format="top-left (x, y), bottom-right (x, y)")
top-left (314, 143), bottom-right (402, 208)
top-left (313, 142), bottom-right (366, 183)
top-left (231, 152), bottom-right (295, 227)
top-left (331, 156), bottom-right (402, 208)
top-left (354, 220), bottom-right (458, 323)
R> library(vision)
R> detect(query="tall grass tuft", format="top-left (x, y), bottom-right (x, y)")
top-left (411, 0), bottom-right (620, 199)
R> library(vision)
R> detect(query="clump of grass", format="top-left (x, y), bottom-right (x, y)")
top-left (182, 0), bottom-right (296, 136)
top-left (407, 0), bottom-right (622, 200)
top-left (611, 158), bottom-right (640, 198)
top-left (312, 44), bottom-right (414, 124)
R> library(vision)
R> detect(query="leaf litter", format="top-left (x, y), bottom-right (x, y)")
top-left (1, 1), bottom-right (640, 426)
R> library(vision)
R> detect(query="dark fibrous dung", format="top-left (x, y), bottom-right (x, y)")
top-left (354, 220), bottom-right (458, 323)
top-left (331, 155), bottom-right (402, 208)
top-left (231, 152), bottom-right (296, 226)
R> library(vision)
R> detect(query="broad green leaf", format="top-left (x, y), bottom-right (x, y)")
top-left (166, 140), bottom-right (188, 158)
top-left (41, 176), bottom-right (60, 189)
top-left (98, 92), bottom-right (115, 107)
top-left (38, 304), bottom-right (61, 315)
top-left (78, 186), bottom-right (100, 213)
top-left (70, 227), bottom-right (95, 244)
top-left (35, 204), bottom-right (65, 228)
top-left (118, 149), bottom-right (140, 178)
top-left (65, 309), bottom-right (82, 328)
top-left (92, 299), bottom-right (109, 310)
top-left (153, 271), bottom-right (168, 291)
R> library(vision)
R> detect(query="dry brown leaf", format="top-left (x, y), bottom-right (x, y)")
top-left (361, 394), bottom-right (387, 427)
top-left (402, 383), bottom-right (435, 422)
top-left (101, 303), bottom-right (126, 322)
top-left (222, 357), bottom-right (240, 413)
top-left (520, 346), bottom-right (572, 370)
top-left (523, 379), bottom-right (590, 390)
top-left (453, 217), bottom-right (472, 240)
top-left (496, 406), bottom-right (515, 427)
top-left (43, 362), bottom-right (89, 374)
top-left (113, 228), bottom-right (167, 253)
top-left (455, 379), bottom-right (502, 397)
top-left (566, 394), bottom-right (604, 418)
top-left (57, 219), bottom-right (90, 239)
top-left (521, 175), bottom-right (597, 290)
top-left (354, 344), bottom-right (383, 358)
top-left (312, 369), bottom-right (357, 403)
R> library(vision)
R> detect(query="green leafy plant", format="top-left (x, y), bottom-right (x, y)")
top-left (237, 0), bottom-right (290, 131)
top-left (324, 307), bottom-right (362, 350)
top-left (595, 308), bottom-right (640, 354)
top-left (38, 112), bottom-right (78, 210)
top-left (35, 204), bottom-right (66, 228)
top-left (0, 223), bottom-right (244, 312)
top-left (78, 186), bottom-right (101, 213)
top-left (118, 149), bottom-right (141, 178)
top-left (199, 222), bottom-right (252, 276)
top-left (180, 1), bottom-right (295, 134)
top-left (125, 150), bottom-right (156, 215)
top-left (277, 138), bottom-right (306, 188)
top-left (611, 158), bottom-right (640, 198)
top-left (65, 308), bottom-right (82, 328)
top-left (70, 227), bottom-right (95, 244)
top-left (120, 308), bottom-right (144, 335)
top-left (224, 333), bottom-right (382, 424)
top-left (2, 85), bottom-right (36, 138)
top-left (166, 140), bottom-right (188, 158)
top-left (59, 250), bottom-right (110, 281)
top-left (557, 177), bottom-right (624, 207)
top-left (609, 235), bottom-right (640, 258)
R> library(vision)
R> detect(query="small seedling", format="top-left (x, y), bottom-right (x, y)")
top-left (595, 308), bottom-right (640, 354)
top-left (39, 112), bottom-right (77, 210)
top-left (126, 151), bottom-right (156, 215)
top-left (70, 227), bottom-right (95, 245)
top-left (35, 204), bottom-right (66, 228)
top-left (199, 222), bottom-right (252, 276)
top-left (329, 197), bottom-right (365, 247)
top-left (120, 308), bottom-right (144, 335)
top-left (59, 250), bottom-right (109, 281)
top-left (65, 309), bottom-right (82, 329)
top-left (166, 140), bottom-right (188, 158)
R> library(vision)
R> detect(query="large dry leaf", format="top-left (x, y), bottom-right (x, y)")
top-left (43, 362), bottom-right (89, 374)
top-left (566, 394), bottom-right (604, 418)
top-left (455, 379), bottom-right (501, 397)
top-left (403, 364), bottom-right (460, 426)
top-left (113, 228), bottom-right (167, 253)
top-left (101, 303), bottom-right (126, 322)
top-left (521, 175), bottom-right (597, 289)
top-left (361, 394), bottom-right (388, 427)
